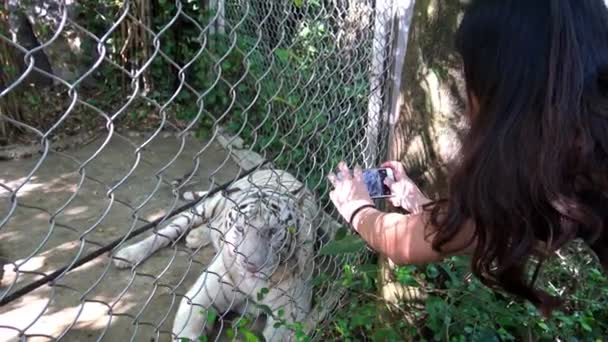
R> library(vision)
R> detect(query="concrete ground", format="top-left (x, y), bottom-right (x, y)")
top-left (0, 132), bottom-right (242, 341)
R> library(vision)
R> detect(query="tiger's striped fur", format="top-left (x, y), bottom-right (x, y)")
top-left (112, 170), bottom-right (320, 341)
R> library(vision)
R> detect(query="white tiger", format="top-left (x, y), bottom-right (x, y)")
top-left (112, 169), bottom-right (320, 341)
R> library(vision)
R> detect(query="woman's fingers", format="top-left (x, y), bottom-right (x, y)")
top-left (385, 178), bottom-right (401, 206)
top-left (381, 160), bottom-right (405, 179)
top-left (380, 160), bottom-right (398, 169)
top-left (329, 189), bottom-right (337, 202)
top-left (390, 196), bottom-right (401, 208)
top-left (326, 161), bottom-right (375, 225)
top-left (353, 165), bottom-right (363, 181)
top-left (327, 173), bottom-right (338, 186)
top-left (338, 161), bottom-right (352, 180)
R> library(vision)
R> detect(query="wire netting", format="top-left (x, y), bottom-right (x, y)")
top-left (0, 0), bottom-right (400, 340)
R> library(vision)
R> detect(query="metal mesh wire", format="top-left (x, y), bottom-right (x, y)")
top-left (0, 0), bottom-right (399, 340)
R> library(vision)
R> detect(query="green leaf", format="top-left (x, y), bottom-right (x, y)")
top-left (318, 234), bottom-right (366, 255)
top-left (354, 263), bottom-right (379, 275)
top-left (257, 287), bottom-right (270, 301)
top-left (240, 328), bottom-right (260, 342)
top-left (258, 304), bottom-right (273, 316)
top-left (426, 265), bottom-right (439, 278)
top-left (275, 48), bottom-right (290, 62)
top-left (295, 330), bottom-right (311, 342)
top-left (334, 227), bottom-right (348, 240)
top-left (537, 321), bottom-right (549, 331)
top-left (293, 0), bottom-right (304, 8)
top-left (395, 266), bottom-right (419, 286)
top-left (580, 317), bottom-right (594, 332)
top-left (496, 328), bottom-right (514, 341)
top-left (236, 318), bottom-right (248, 328)
top-left (311, 273), bottom-right (329, 286)
top-left (208, 310), bottom-right (217, 324)
top-left (226, 329), bottom-right (235, 339)
top-left (373, 327), bottom-right (399, 341)
top-left (424, 296), bottom-right (447, 331)
top-left (475, 330), bottom-right (500, 342)
top-left (556, 313), bottom-right (574, 325)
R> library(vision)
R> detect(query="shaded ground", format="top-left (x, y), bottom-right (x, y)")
top-left (0, 132), bottom-right (241, 341)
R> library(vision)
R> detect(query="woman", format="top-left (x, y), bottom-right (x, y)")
top-left (328, 0), bottom-right (608, 316)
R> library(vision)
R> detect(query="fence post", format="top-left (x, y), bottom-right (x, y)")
top-left (385, 0), bottom-right (415, 134)
top-left (364, 0), bottom-right (391, 168)
top-left (366, 0), bottom-right (415, 167)
top-left (209, 0), bottom-right (226, 36)
top-left (377, 0), bottom-right (419, 307)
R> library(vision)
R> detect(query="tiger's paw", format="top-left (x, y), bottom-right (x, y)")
top-left (112, 245), bottom-right (146, 269)
top-left (185, 227), bottom-right (212, 249)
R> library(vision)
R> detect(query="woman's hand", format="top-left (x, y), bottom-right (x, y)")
top-left (381, 161), bottom-right (431, 213)
top-left (327, 161), bottom-right (375, 229)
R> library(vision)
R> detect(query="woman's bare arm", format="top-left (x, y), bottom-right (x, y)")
top-left (351, 207), bottom-right (476, 265)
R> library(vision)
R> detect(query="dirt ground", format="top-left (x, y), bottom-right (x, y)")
top-left (0, 132), bottom-right (242, 341)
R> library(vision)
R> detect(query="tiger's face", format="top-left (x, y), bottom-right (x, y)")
top-left (223, 192), bottom-right (299, 276)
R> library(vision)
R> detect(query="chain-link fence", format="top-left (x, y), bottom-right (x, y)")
top-left (0, 0), bottom-right (409, 340)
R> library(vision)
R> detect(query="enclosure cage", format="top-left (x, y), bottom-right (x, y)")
top-left (0, 0), bottom-right (412, 340)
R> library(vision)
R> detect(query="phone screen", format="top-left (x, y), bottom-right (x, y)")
top-left (362, 168), bottom-right (392, 198)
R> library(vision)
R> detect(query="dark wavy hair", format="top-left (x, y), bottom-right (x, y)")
top-left (430, 0), bottom-right (608, 315)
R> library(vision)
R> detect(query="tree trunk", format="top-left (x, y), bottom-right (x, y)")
top-left (5, 4), bottom-right (53, 88)
top-left (390, 0), bottom-right (467, 189)
top-left (379, 0), bottom-right (467, 316)
top-left (0, 4), bottom-right (46, 143)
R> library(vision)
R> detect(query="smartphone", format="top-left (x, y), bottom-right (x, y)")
top-left (362, 168), bottom-right (394, 199)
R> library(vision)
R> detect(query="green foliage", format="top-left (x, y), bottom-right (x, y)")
top-left (165, 8), bottom-right (368, 203)
top-left (411, 253), bottom-right (608, 340)
top-left (312, 254), bottom-right (418, 341)
top-left (225, 316), bottom-right (261, 342)
top-left (319, 234), bottom-right (366, 256)
top-left (321, 242), bottom-right (608, 341)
